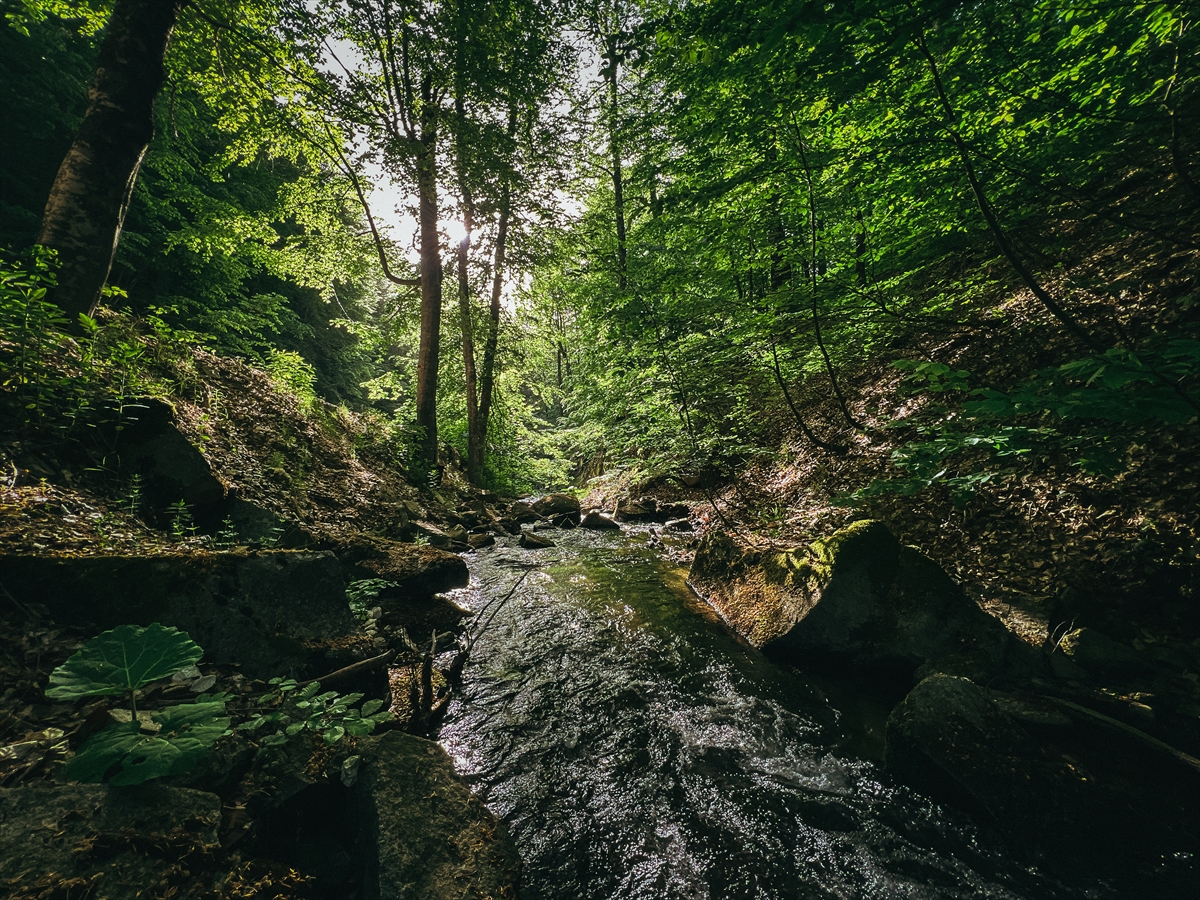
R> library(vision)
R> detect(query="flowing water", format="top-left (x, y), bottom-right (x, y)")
top-left (439, 529), bottom-right (1083, 900)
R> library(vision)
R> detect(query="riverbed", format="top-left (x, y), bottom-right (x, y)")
top-left (439, 529), bottom-right (1081, 900)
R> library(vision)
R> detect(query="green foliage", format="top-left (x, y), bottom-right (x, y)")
top-left (0, 247), bottom-right (75, 426)
top-left (266, 348), bottom-right (318, 408)
top-left (966, 343), bottom-right (1200, 426)
top-left (62, 701), bottom-right (231, 786)
top-left (346, 577), bottom-right (393, 620)
top-left (856, 347), bottom-right (1200, 502)
top-left (167, 499), bottom-right (198, 539)
top-left (47, 623), bottom-right (229, 786)
top-left (238, 677), bottom-right (391, 747)
top-left (46, 624), bottom-right (203, 702)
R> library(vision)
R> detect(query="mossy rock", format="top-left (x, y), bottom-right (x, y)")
top-left (689, 520), bottom-right (1011, 677)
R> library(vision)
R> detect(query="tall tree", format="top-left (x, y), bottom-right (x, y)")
top-left (315, 0), bottom-right (453, 476)
top-left (37, 0), bottom-right (184, 320)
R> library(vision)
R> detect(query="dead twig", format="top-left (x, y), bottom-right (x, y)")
top-left (296, 649), bottom-right (397, 688)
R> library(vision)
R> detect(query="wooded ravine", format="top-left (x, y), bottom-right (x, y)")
top-left (1, 1), bottom-right (1198, 898)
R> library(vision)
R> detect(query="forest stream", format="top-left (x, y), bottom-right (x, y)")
top-left (439, 529), bottom-right (1082, 900)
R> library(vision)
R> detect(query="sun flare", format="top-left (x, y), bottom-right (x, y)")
top-left (443, 220), bottom-right (469, 245)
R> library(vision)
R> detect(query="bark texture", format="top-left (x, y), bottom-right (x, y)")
top-left (38, 0), bottom-right (184, 319)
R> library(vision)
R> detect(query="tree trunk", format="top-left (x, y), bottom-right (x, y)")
top-left (604, 33), bottom-right (627, 290)
top-left (473, 104), bottom-right (518, 482)
top-left (456, 207), bottom-right (480, 482)
top-left (38, 0), bottom-right (184, 320)
top-left (474, 173), bottom-right (511, 476)
top-left (414, 86), bottom-right (442, 479)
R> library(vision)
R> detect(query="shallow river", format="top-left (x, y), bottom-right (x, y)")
top-left (439, 529), bottom-right (1083, 900)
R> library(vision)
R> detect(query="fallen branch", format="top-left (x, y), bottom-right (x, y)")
top-left (1039, 694), bottom-right (1200, 777)
top-left (297, 649), bottom-right (397, 688)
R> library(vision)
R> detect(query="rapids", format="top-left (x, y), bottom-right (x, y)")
top-left (438, 529), bottom-right (1082, 900)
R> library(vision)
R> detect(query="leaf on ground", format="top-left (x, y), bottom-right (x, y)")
top-left (63, 701), bottom-right (229, 785)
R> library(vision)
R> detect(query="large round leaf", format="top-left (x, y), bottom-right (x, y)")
top-left (62, 701), bottom-right (230, 785)
top-left (46, 624), bottom-right (204, 700)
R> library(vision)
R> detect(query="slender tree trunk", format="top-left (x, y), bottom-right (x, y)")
top-left (456, 209), bottom-right (480, 481)
top-left (473, 104), bottom-right (519, 481)
top-left (1163, 32), bottom-right (1200, 201)
top-left (414, 86), bottom-right (442, 478)
top-left (475, 175), bottom-right (511, 468)
top-left (604, 33), bottom-right (627, 290)
top-left (795, 138), bottom-right (861, 430)
top-left (768, 338), bottom-right (846, 455)
top-left (854, 207), bottom-right (868, 286)
top-left (38, 0), bottom-right (184, 320)
top-left (914, 30), bottom-right (1099, 351)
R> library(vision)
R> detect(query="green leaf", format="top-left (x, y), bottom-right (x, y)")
top-left (63, 701), bottom-right (229, 786)
top-left (361, 699), bottom-right (385, 717)
top-left (47, 624), bottom-right (204, 701)
top-left (323, 725), bottom-right (345, 745)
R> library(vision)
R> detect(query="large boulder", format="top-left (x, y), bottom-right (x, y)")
top-left (110, 398), bottom-right (226, 523)
top-left (688, 520), bottom-right (1012, 676)
top-left (0, 783), bottom-right (221, 899)
top-left (0, 551), bottom-right (368, 678)
top-left (354, 732), bottom-right (521, 900)
top-left (530, 493), bottom-right (581, 525)
top-left (886, 675), bottom-right (1200, 890)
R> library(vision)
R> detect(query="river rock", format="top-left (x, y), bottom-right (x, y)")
top-left (0, 550), bottom-right (367, 678)
top-left (616, 497), bottom-right (657, 521)
top-left (581, 510), bottom-right (621, 530)
top-left (885, 674), bottom-right (1200, 886)
top-left (531, 493), bottom-right (581, 524)
top-left (615, 497), bottom-right (690, 523)
top-left (336, 538), bottom-right (471, 632)
top-left (663, 517), bottom-right (692, 532)
top-left (1058, 627), bottom-right (1142, 675)
top-left (520, 530), bottom-right (555, 549)
top-left (493, 516), bottom-right (520, 535)
top-left (468, 533), bottom-right (496, 550)
top-left (688, 520), bottom-right (1011, 676)
top-left (354, 732), bottom-right (520, 900)
top-left (508, 500), bottom-right (539, 524)
top-left (0, 783), bottom-right (221, 899)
